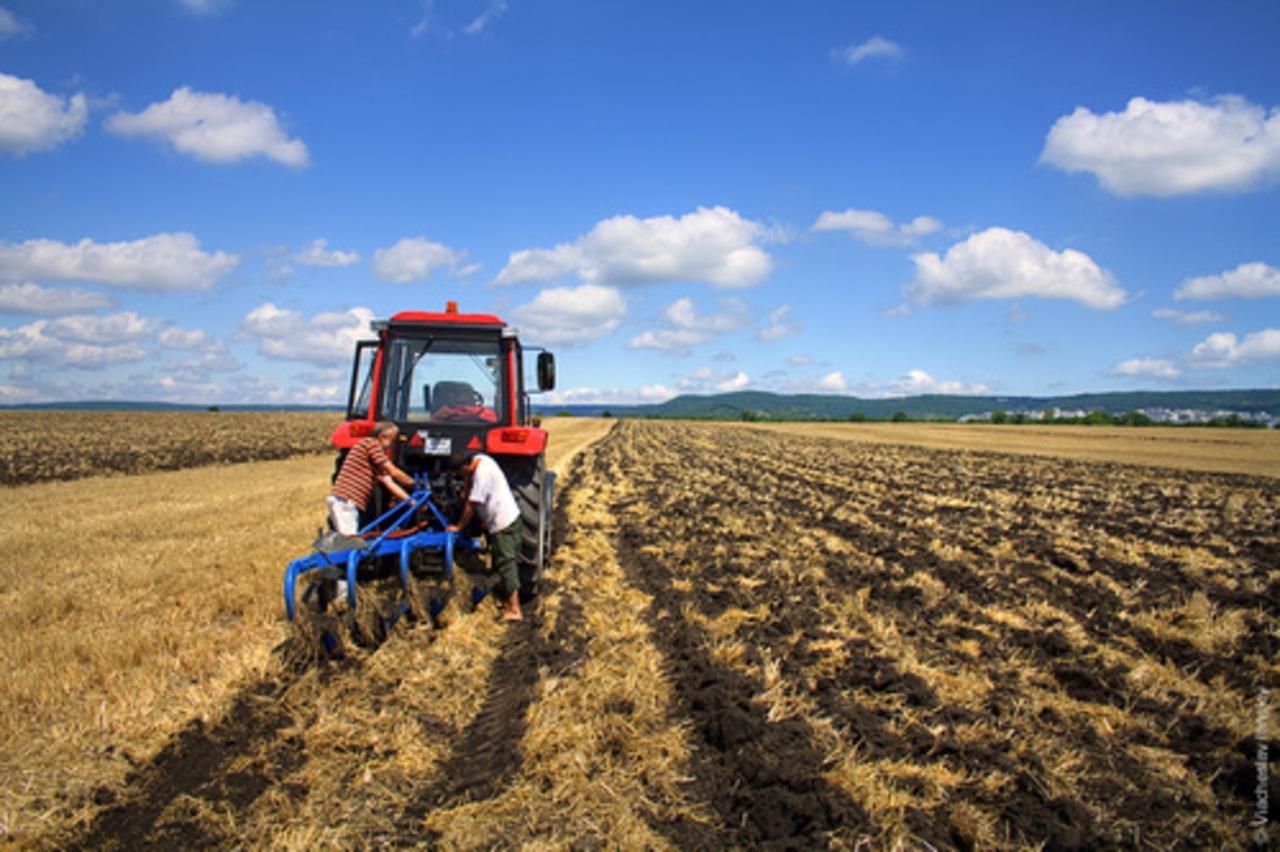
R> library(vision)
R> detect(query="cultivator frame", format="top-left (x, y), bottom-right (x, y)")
top-left (283, 473), bottom-right (482, 650)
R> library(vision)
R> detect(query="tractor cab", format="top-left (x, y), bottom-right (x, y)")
top-left (332, 301), bottom-right (555, 477)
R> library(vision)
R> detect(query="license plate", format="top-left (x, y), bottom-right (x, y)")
top-left (419, 434), bottom-right (452, 455)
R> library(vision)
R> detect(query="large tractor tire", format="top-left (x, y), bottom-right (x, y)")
top-left (505, 454), bottom-right (555, 600)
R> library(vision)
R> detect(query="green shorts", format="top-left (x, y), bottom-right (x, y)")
top-left (488, 520), bottom-right (522, 597)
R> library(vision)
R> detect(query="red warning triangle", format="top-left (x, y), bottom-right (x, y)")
top-left (466, 435), bottom-right (482, 450)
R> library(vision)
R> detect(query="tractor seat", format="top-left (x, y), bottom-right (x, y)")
top-left (432, 381), bottom-right (479, 412)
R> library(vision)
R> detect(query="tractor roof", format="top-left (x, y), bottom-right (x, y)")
top-left (388, 310), bottom-right (506, 327)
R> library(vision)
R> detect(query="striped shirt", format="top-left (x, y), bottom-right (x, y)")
top-left (331, 438), bottom-right (391, 510)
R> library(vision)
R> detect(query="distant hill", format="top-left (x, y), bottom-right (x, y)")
top-left (537, 389), bottom-right (1280, 420)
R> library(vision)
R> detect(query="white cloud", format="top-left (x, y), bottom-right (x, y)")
top-left (1188, 328), bottom-right (1280, 367)
top-left (888, 369), bottom-right (990, 396)
top-left (717, 371), bottom-right (749, 392)
top-left (0, 312), bottom-right (154, 369)
top-left (1041, 94), bottom-right (1280, 196)
top-left (0, 72), bottom-right (87, 155)
top-left (541, 385), bottom-right (676, 406)
top-left (905, 227), bottom-right (1126, 310)
top-left (0, 232), bottom-right (239, 291)
top-left (788, 353), bottom-right (814, 367)
top-left (371, 237), bottom-right (476, 283)
top-left (837, 35), bottom-right (903, 65)
top-left (818, 371), bottom-right (848, 392)
top-left (1112, 357), bottom-right (1181, 379)
top-left (106, 87), bottom-right (308, 168)
top-left (496, 206), bottom-right (774, 289)
top-left (463, 0), bottom-right (507, 34)
top-left (240, 302), bottom-right (375, 364)
top-left (0, 7), bottom-right (32, 39)
top-left (45, 311), bottom-right (153, 344)
top-left (1175, 262), bottom-right (1280, 301)
top-left (1152, 307), bottom-right (1225, 325)
top-left (812, 208), bottom-right (941, 246)
top-left (157, 326), bottom-right (209, 350)
top-left (293, 238), bottom-right (359, 268)
top-left (678, 366), bottom-right (751, 393)
top-left (627, 297), bottom-right (749, 353)
top-left (510, 284), bottom-right (627, 346)
top-left (291, 384), bottom-right (343, 405)
top-left (0, 282), bottom-right (111, 315)
top-left (758, 305), bottom-right (800, 341)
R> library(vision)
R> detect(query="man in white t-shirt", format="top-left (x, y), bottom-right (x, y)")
top-left (447, 452), bottom-right (524, 621)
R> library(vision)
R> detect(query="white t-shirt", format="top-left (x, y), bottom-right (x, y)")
top-left (468, 454), bottom-right (521, 534)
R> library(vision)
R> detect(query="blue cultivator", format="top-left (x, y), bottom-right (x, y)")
top-left (283, 474), bottom-right (482, 654)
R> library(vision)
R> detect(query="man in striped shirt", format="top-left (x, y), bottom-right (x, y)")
top-left (328, 421), bottom-right (414, 535)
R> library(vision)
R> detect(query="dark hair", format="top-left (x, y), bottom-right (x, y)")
top-left (453, 450), bottom-right (480, 471)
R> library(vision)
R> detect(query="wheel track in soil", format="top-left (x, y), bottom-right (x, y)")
top-left (65, 426), bottom-right (611, 850)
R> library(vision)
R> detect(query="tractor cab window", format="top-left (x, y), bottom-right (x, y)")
top-left (378, 336), bottom-right (503, 425)
top-left (347, 341), bottom-right (377, 419)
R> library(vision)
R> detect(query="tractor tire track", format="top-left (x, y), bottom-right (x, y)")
top-left (396, 456), bottom-right (593, 839)
top-left (596, 426), bottom-right (871, 849)
top-left (68, 671), bottom-right (315, 851)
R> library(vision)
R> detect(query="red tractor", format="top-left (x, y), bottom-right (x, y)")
top-left (329, 300), bottom-right (557, 597)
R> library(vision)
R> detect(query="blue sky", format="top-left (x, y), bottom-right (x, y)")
top-left (1, 0), bottom-right (1278, 406)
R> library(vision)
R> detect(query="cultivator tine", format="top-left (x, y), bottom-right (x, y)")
top-left (283, 485), bottom-right (485, 653)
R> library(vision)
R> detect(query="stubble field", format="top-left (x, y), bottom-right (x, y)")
top-left (1, 417), bottom-right (1276, 849)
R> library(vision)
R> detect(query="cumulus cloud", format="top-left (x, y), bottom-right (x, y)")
top-left (1111, 357), bottom-right (1181, 379)
top-left (371, 237), bottom-right (477, 283)
top-left (44, 311), bottom-right (153, 344)
top-left (541, 385), bottom-right (676, 406)
top-left (293, 238), bottom-right (359, 268)
top-left (812, 208), bottom-right (941, 246)
top-left (1152, 307), bottom-right (1225, 325)
top-left (1188, 328), bottom-right (1280, 367)
top-left (887, 369), bottom-right (990, 396)
top-left (510, 284), bottom-right (627, 346)
top-left (837, 35), bottom-right (903, 65)
top-left (1175, 262), bottom-right (1280, 301)
top-left (758, 305), bottom-right (800, 341)
top-left (107, 87), bottom-right (309, 168)
top-left (0, 232), bottom-right (238, 291)
top-left (904, 227), bottom-right (1126, 310)
top-left (156, 325), bottom-right (208, 350)
top-left (818, 371), bottom-right (848, 392)
top-left (240, 302), bottom-right (375, 364)
top-left (0, 311), bottom-right (154, 369)
top-left (0, 282), bottom-right (111, 314)
top-left (0, 72), bottom-right (87, 155)
top-left (627, 297), bottom-right (749, 354)
top-left (1041, 94), bottom-right (1280, 196)
top-left (677, 366), bottom-right (750, 393)
top-left (0, 6), bottom-right (32, 39)
top-left (496, 206), bottom-right (774, 289)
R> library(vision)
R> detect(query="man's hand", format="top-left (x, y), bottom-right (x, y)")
top-left (446, 524), bottom-right (459, 533)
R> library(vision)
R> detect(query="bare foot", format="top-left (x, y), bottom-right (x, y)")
top-left (502, 609), bottom-right (523, 622)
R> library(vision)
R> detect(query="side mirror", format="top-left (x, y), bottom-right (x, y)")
top-left (537, 352), bottom-right (556, 391)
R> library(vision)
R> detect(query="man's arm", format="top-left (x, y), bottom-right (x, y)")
top-left (383, 459), bottom-right (414, 488)
top-left (378, 473), bottom-right (411, 502)
top-left (447, 500), bottom-right (476, 534)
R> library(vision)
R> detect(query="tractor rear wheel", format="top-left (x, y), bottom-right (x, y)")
top-left (507, 454), bottom-right (550, 600)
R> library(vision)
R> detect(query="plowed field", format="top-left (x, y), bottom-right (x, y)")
top-left (7, 420), bottom-right (1277, 849)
